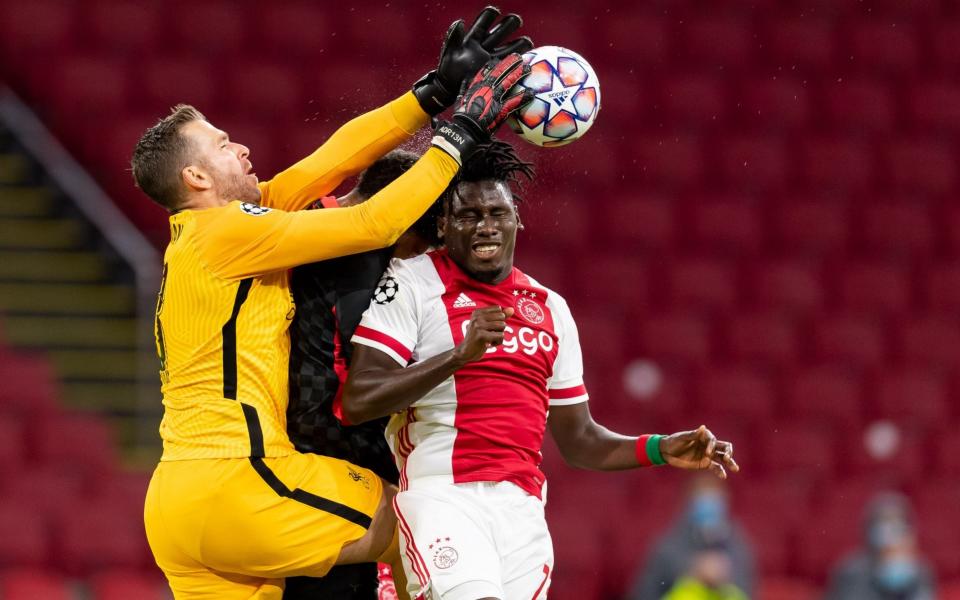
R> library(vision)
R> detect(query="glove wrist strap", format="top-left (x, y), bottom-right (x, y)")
top-left (412, 71), bottom-right (457, 116)
top-left (431, 119), bottom-right (477, 165)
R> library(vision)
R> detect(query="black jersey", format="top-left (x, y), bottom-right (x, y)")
top-left (284, 199), bottom-right (398, 599)
top-left (287, 198), bottom-right (400, 484)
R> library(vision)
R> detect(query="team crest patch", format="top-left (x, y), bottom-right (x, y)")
top-left (516, 297), bottom-right (545, 325)
top-left (239, 202), bottom-right (271, 216)
top-left (429, 537), bottom-right (458, 569)
top-left (373, 275), bottom-right (399, 305)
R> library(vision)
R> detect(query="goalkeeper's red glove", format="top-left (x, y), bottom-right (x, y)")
top-left (431, 54), bottom-right (532, 165)
top-left (413, 6), bottom-right (534, 116)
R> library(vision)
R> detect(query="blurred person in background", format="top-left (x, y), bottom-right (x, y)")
top-left (824, 493), bottom-right (935, 600)
top-left (627, 476), bottom-right (755, 600)
top-left (661, 540), bottom-right (748, 600)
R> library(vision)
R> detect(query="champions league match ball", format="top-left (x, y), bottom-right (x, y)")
top-left (508, 45), bottom-right (601, 147)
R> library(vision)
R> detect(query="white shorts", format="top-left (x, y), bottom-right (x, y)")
top-left (393, 480), bottom-right (554, 600)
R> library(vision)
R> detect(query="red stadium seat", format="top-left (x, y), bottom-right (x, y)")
top-left (885, 138), bottom-right (957, 194)
top-left (86, 0), bottom-right (161, 55)
top-left (655, 73), bottom-right (728, 125)
top-left (758, 423), bottom-right (836, 477)
top-left (667, 258), bottom-right (738, 312)
top-left (750, 259), bottom-right (825, 315)
top-left (858, 203), bottom-right (935, 258)
top-left (33, 414), bottom-right (117, 475)
top-left (837, 261), bottom-right (912, 315)
top-left (47, 55), bottom-right (129, 117)
top-left (89, 470), bottom-right (152, 521)
top-left (599, 72), bottom-right (643, 117)
top-left (599, 13), bottom-right (669, 66)
top-left (0, 501), bottom-right (49, 568)
top-left (695, 367), bottom-right (776, 422)
top-left (909, 81), bottom-right (960, 132)
top-left (140, 58), bottom-right (220, 112)
top-left (526, 14), bottom-right (589, 56)
top-left (899, 315), bottom-right (960, 369)
top-left (933, 434), bottom-right (960, 477)
top-left (872, 369), bottom-right (948, 426)
top-left (783, 366), bottom-right (862, 423)
top-left (631, 135), bottom-right (704, 188)
top-left (344, 7), bottom-right (418, 56)
top-left (598, 195), bottom-right (676, 250)
top-left (773, 200), bottom-right (849, 255)
top-left (56, 500), bottom-right (149, 575)
top-left (842, 426), bottom-right (926, 483)
top-left (678, 16), bottom-right (753, 67)
top-left (802, 136), bottom-right (875, 191)
top-left (762, 17), bottom-right (836, 69)
top-left (6, 467), bottom-right (86, 524)
top-left (0, 569), bottom-right (72, 600)
top-left (257, 3), bottom-right (331, 58)
top-left (0, 0), bottom-right (76, 58)
top-left (757, 578), bottom-right (820, 600)
top-left (518, 192), bottom-right (591, 250)
top-left (638, 312), bottom-right (713, 366)
top-left (89, 570), bottom-right (168, 600)
top-left (723, 312), bottom-right (799, 366)
top-left (739, 77), bottom-right (810, 129)
top-left (0, 353), bottom-right (58, 417)
top-left (822, 78), bottom-right (897, 132)
top-left (0, 416), bottom-right (25, 484)
top-left (227, 63), bottom-right (303, 117)
top-left (932, 21), bottom-right (960, 70)
top-left (847, 20), bottom-right (920, 73)
top-left (719, 135), bottom-right (790, 191)
top-left (924, 263), bottom-right (960, 313)
top-left (737, 510), bottom-right (791, 575)
top-left (688, 196), bottom-right (763, 254)
top-left (812, 314), bottom-right (887, 367)
top-left (574, 255), bottom-right (649, 308)
top-left (576, 311), bottom-right (628, 367)
top-left (169, 0), bottom-right (245, 53)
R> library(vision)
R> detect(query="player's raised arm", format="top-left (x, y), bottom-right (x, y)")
top-left (259, 7), bottom-right (533, 213)
top-left (194, 56), bottom-right (532, 279)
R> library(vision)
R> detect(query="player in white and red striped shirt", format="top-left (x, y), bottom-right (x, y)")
top-left (343, 141), bottom-right (739, 600)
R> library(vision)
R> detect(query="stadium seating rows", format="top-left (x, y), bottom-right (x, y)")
top-left (2, 0), bottom-right (960, 598)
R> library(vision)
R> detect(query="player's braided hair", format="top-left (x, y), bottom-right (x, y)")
top-left (131, 104), bottom-right (206, 211)
top-left (440, 139), bottom-right (535, 212)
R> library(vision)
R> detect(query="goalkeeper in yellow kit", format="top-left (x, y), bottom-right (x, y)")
top-left (133, 9), bottom-right (533, 598)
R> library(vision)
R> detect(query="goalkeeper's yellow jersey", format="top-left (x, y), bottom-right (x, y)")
top-left (155, 92), bottom-right (458, 461)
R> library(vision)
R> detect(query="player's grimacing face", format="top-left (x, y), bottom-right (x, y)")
top-left (181, 120), bottom-right (260, 204)
top-left (440, 180), bottom-right (519, 284)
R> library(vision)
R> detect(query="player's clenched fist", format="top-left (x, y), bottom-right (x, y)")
top-left (453, 306), bottom-right (515, 364)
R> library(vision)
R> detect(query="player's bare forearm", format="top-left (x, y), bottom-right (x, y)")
top-left (342, 344), bottom-right (468, 424)
top-left (547, 402), bottom-right (641, 471)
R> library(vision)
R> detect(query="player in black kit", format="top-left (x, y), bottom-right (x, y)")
top-left (284, 150), bottom-right (439, 599)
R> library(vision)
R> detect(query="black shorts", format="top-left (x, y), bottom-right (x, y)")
top-left (283, 563), bottom-right (378, 599)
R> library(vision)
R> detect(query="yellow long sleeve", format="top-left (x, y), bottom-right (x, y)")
top-left (193, 147), bottom-right (458, 280)
top-left (257, 92), bottom-right (431, 212)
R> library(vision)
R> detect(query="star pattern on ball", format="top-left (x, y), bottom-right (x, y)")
top-left (544, 73), bottom-right (583, 123)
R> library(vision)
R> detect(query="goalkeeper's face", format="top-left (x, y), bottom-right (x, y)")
top-left (440, 179), bottom-right (519, 285)
top-left (182, 120), bottom-right (261, 204)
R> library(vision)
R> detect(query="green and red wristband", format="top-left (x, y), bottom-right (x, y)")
top-left (636, 434), bottom-right (667, 467)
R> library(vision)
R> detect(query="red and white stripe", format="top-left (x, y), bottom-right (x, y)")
top-left (353, 325), bottom-right (412, 366)
top-left (393, 496), bottom-right (430, 590)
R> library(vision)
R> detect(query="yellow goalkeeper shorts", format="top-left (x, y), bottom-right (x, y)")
top-left (144, 453), bottom-right (383, 599)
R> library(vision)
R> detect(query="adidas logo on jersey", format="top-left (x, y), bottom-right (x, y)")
top-left (452, 293), bottom-right (476, 308)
